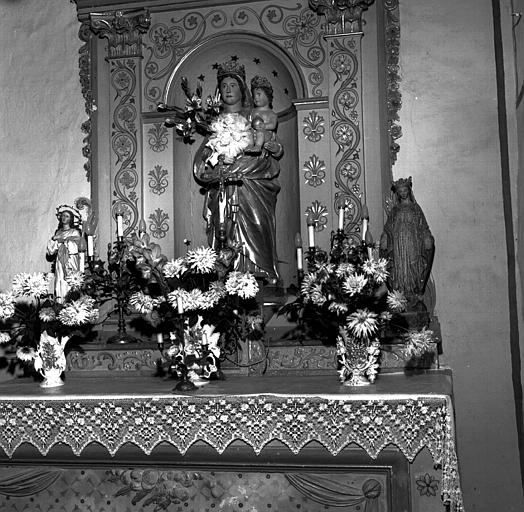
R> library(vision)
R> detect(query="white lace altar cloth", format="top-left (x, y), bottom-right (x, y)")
top-left (0, 380), bottom-right (463, 512)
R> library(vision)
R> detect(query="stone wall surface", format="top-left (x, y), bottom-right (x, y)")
top-left (0, 0), bottom-right (88, 289)
top-left (396, 0), bottom-right (523, 510)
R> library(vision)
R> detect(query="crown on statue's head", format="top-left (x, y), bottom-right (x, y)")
top-left (251, 75), bottom-right (272, 92)
top-left (217, 60), bottom-right (246, 85)
top-left (392, 176), bottom-right (412, 192)
top-left (55, 204), bottom-right (82, 224)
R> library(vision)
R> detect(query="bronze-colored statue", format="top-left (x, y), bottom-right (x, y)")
top-left (46, 205), bottom-right (83, 301)
top-left (380, 177), bottom-right (434, 310)
top-left (193, 61), bottom-right (283, 283)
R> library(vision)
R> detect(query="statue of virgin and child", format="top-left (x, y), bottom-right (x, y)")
top-left (193, 61), bottom-right (283, 284)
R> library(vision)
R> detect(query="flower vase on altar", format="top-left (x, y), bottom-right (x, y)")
top-left (34, 331), bottom-right (69, 388)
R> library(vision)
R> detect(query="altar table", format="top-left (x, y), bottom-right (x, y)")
top-left (0, 371), bottom-right (463, 511)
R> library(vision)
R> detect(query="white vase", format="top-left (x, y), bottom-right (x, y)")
top-left (40, 368), bottom-right (64, 388)
top-left (35, 331), bottom-right (68, 388)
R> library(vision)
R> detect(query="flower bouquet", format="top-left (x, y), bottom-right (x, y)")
top-left (0, 271), bottom-right (98, 386)
top-left (282, 242), bottom-right (432, 385)
top-left (125, 234), bottom-right (262, 384)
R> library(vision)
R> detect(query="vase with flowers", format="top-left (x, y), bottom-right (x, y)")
top-left (0, 271), bottom-right (99, 387)
top-left (282, 237), bottom-right (434, 385)
top-left (124, 233), bottom-right (263, 386)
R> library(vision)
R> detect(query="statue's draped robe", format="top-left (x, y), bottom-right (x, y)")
top-left (47, 228), bottom-right (81, 300)
top-left (194, 112), bottom-right (282, 280)
top-left (382, 202), bottom-right (432, 297)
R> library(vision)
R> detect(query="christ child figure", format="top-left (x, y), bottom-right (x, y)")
top-left (246, 75), bottom-right (278, 154)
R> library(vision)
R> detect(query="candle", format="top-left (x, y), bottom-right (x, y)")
top-left (87, 235), bottom-right (94, 257)
top-left (219, 193), bottom-right (226, 224)
top-left (361, 204), bottom-right (369, 241)
top-left (295, 233), bottom-right (303, 271)
top-left (307, 224), bottom-right (315, 248)
top-left (338, 206), bottom-right (345, 231)
top-left (156, 332), bottom-right (164, 346)
top-left (138, 218), bottom-right (147, 236)
top-left (79, 252), bottom-right (85, 272)
top-left (177, 296), bottom-right (184, 315)
top-left (116, 214), bottom-right (124, 238)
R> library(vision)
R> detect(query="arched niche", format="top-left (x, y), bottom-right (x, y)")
top-left (164, 32), bottom-right (307, 287)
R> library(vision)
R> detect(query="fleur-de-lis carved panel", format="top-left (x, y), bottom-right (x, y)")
top-left (148, 165), bottom-right (169, 195)
top-left (303, 111), bottom-right (325, 142)
top-left (305, 200), bottom-right (328, 232)
top-left (149, 208), bottom-right (169, 239)
top-left (303, 155), bottom-right (326, 187)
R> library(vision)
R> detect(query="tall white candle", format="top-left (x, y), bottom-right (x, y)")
top-left (87, 235), bottom-right (94, 257)
top-left (116, 214), bottom-right (124, 238)
top-left (79, 253), bottom-right (85, 272)
top-left (338, 206), bottom-right (345, 231)
top-left (156, 332), bottom-right (164, 346)
top-left (219, 194), bottom-right (226, 224)
top-left (307, 224), bottom-right (315, 248)
top-left (177, 296), bottom-right (184, 315)
top-left (296, 247), bottom-right (303, 270)
top-left (361, 204), bottom-right (369, 241)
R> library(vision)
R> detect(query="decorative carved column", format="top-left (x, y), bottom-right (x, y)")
top-left (310, 0), bottom-right (374, 244)
top-left (89, 9), bottom-right (151, 238)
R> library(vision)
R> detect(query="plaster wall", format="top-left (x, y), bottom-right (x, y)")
top-left (0, 0), bottom-right (88, 289)
top-left (395, 0), bottom-right (523, 509)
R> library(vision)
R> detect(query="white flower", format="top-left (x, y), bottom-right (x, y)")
top-left (342, 274), bottom-right (368, 296)
top-left (346, 309), bottom-right (379, 339)
top-left (16, 346), bottom-right (36, 362)
top-left (335, 263), bottom-right (355, 278)
top-left (374, 258), bottom-right (389, 283)
top-left (310, 283), bottom-right (326, 306)
top-left (185, 246), bottom-right (217, 273)
top-left (203, 281), bottom-right (227, 306)
top-left (184, 289), bottom-right (206, 311)
top-left (163, 258), bottom-right (187, 278)
top-left (404, 328), bottom-right (435, 358)
top-left (0, 332), bottom-right (11, 344)
top-left (129, 291), bottom-right (159, 314)
top-left (65, 271), bottom-right (85, 290)
top-left (39, 307), bottom-right (56, 322)
top-left (0, 292), bottom-right (15, 320)
top-left (225, 271), bottom-right (259, 299)
top-left (207, 113), bottom-right (253, 161)
top-left (58, 296), bottom-right (98, 326)
top-left (12, 272), bottom-right (51, 298)
top-left (386, 290), bottom-right (408, 312)
top-left (328, 302), bottom-right (348, 315)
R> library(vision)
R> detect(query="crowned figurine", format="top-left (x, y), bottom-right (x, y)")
top-left (380, 177), bottom-right (435, 313)
top-left (46, 205), bottom-right (83, 301)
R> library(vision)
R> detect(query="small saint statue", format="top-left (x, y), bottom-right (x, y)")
top-left (46, 205), bottom-right (83, 301)
top-left (380, 177), bottom-right (434, 312)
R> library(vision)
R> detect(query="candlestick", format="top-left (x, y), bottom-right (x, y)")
top-left (156, 332), bottom-right (164, 346)
top-left (338, 206), bottom-right (345, 231)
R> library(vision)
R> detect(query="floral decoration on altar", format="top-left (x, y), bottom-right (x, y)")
top-left (124, 233), bottom-right (263, 383)
top-left (282, 241), bottom-right (434, 385)
top-left (0, 271), bottom-right (98, 385)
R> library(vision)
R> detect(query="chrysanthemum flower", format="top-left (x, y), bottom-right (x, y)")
top-left (335, 263), bottom-right (355, 278)
top-left (328, 302), bottom-right (348, 315)
top-left (0, 332), bottom-right (11, 345)
top-left (310, 283), bottom-right (327, 306)
top-left (129, 291), bottom-right (159, 314)
top-left (65, 271), bottom-right (85, 290)
top-left (404, 328), bottom-right (434, 358)
top-left (225, 271), bottom-right (259, 299)
top-left (39, 307), bottom-right (56, 322)
top-left (58, 296), bottom-right (98, 326)
top-left (12, 272), bottom-right (51, 298)
top-left (16, 346), bottom-right (36, 362)
top-left (163, 258), bottom-right (187, 278)
top-left (346, 309), bottom-right (379, 339)
top-left (0, 292), bottom-right (15, 320)
top-left (342, 274), bottom-right (368, 296)
top-left (373, 258), bottom-right (389, 283)
top-left (386, 290), bottom-right (408, 312)
top-left (185, 247), bottom-right (217, 273)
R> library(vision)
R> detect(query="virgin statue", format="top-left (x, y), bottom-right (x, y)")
top-left (46, 205), bottom-right (83, 301)
top-left (380, 177), bottom-right (434, 310)
top-left (193, 60), bottom-right (283, 284)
